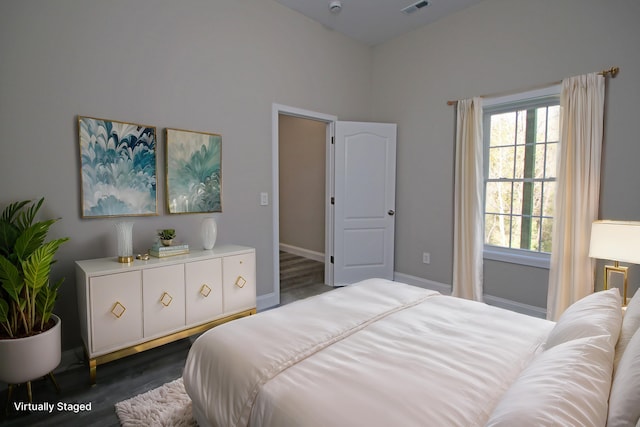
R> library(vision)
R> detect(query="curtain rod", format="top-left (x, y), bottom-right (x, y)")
top-left (446, 66), bottom-right (619, 106)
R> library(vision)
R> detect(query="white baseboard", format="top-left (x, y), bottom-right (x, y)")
top-left (393, 272), bottom-right (451, 294)
top-left (393, 271), bottom-right (546, 319)
top-left (257, 292), bottom-right (280, 311)
top-left (279, 244), bottom-right (324, 263)
top-left (483, 294), bottom-right (547, 319)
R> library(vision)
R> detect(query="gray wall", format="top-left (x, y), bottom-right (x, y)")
top-left (0, 0), bottom-right (373, 350)
top-left (279, 115), bottom-right (326, 254)
top-left (371, 0), bottom-right (640, 308)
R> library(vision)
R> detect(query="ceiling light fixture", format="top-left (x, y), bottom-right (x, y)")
top-left (329, 1), bottom-right (342, 14)
top-left (401, 0), bottom-right (430, 15)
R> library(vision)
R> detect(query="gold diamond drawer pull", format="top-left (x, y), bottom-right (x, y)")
top-left (200, 284), bottom-right (211, 297)
top-left (111, 301), bottom-right (126, 318)
top-left (160, 292), bottom-right (173, 307)
top-left (235, 276), bottom-right (247, 289)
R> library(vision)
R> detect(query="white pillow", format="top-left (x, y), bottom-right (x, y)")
top-left (486, 335), bottom-right (614, 427)
top-left (545, 288), bottom-right (622, 349)
top-left (608, 328), bottom-right (640, 427)
top-left (614, 288), bottom-right (640, 370)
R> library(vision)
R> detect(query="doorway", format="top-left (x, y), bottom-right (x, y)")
top-left (270, 104), bottom-right (337, 307)
top-left (278, 114), bottom-right (331, 304)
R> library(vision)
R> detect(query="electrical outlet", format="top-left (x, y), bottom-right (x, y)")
top-left (260, 192), bottom-right (269, 206)
top-left (422, 252), bottom-right (430, 264)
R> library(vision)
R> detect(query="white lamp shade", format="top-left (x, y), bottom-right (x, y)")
top-left (589, 220), bottom-right (640, 264)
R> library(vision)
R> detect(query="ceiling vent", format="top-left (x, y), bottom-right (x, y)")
top-left (401, 0), bottom-right (430, 15)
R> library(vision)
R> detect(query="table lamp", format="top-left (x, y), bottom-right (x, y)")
top-left (589, 220), bottom-right (640, 306)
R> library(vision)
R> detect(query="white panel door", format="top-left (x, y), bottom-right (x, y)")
top-left (333, 121), bottom-right (396, 285)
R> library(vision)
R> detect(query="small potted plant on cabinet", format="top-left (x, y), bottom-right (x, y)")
top-left (0, 198), bottom-right (69, 393)
top-left (158, 229), bottom-right (176, 246)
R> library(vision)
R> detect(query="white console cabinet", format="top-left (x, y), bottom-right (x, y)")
top-left (75, 245), bottom-right (256, 384)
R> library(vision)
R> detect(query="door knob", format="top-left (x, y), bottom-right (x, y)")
top-left (388, 210), bottom-right (395, 216)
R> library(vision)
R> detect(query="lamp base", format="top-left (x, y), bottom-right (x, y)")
top-left (118, 256), bottom-right (134, 264)
top-left (604, 261), bottom-right (628, 306)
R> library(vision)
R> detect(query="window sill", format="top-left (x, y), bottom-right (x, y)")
top-left (483, 246), bottom-right (550, 269)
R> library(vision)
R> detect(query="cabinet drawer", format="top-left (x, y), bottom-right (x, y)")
top-left (90, 271), bottom-right (142, 354)
top-left (143, 264), bottom-right (185, 338)
top-left (186, 258), bottom-right (223, 326)
top-left (223, 253), bottom-right (256, 313)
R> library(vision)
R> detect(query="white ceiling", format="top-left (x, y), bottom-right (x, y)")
top-left (274, 0), bottom-right (485, 46)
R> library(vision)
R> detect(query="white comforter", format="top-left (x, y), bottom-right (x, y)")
top-left (183, 279), bottom-right (554, 427)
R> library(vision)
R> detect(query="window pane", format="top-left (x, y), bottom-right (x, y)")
top-left (542, 181), bottom-right (555, 217)
top-left (488, 146), bottom-right (515, 179)
top-left (530, 217), bottom-right (541, 251)
top-left (512, 182), bottom-right (523, 215)
top-left (485, 214), bottom-right (511, 247)
top-left (515, 110), bottom-right (526, 145)
top-left (531, 218), bottom-right (542, 251)
top-left (536, 107), bottom-right (548, 143)
top-left (485, 181), bottom-right (513, 214)
top-left (510, 216), bottom-right (522, 249)
top-left (547, 105), bottom-right (560, 142)
top-left (545, 142), bottom-right (557, 178)
top-left (514, 145), bottom-right (526, 179)
top-left (540, 217), bottom-right (554, 252)
top-left (534, 144), bottom-right (546, 179)
top-left (490, 112), bottom-right (516, 147)
top-left (531, 182), bottom-right (542, 216)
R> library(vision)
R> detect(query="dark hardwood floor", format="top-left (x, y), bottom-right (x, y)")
top-left (279, 251), bottom-right (332, 305)
top-left (0, 256), bottom-right (333, 426)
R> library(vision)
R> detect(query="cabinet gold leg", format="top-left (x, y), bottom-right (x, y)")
top-left (89, 359), bottom-right (97, 386)
top-left (26, 381), bottom-right (32, 403)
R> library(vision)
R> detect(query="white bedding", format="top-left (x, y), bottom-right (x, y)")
top-left (183, 279), bottom-right (554, 427)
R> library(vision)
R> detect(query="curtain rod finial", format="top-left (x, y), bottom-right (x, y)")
top-left (599, 66), bottom-right (619, 77)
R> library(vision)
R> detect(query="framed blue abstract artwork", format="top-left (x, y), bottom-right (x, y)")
top-left (78, 116), bottom-right (158, 218)
top-left (165, 128), bottom-right (222, 214)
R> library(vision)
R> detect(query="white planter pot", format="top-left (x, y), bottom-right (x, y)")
top-left (0, 314), bottom-right (61, 384)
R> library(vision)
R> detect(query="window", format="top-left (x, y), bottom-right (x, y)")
top-left (483, 86), bottom-right (560, 268)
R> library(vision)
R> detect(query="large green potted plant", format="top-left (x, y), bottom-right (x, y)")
top-left (0, 198), bottom-right (69, 385)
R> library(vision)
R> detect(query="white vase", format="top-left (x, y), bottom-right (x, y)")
top-left (202, 217), bottom-right (217, 250)
top-left (0, 315), bottom-right (61, 384)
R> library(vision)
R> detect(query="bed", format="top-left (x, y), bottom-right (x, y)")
top-left (183, 278), bottom-right (640, 427)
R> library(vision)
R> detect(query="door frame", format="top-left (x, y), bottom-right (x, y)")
top-left (270, 103), bottom-right (337, 307)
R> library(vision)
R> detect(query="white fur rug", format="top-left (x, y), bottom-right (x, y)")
top-left (115, 378), bottom-right (197, 427)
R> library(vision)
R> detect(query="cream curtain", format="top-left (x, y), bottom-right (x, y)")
top-left (453, 97), bottom-right (484, 301)
top-left (547, 73), bottom-right (605, 321)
